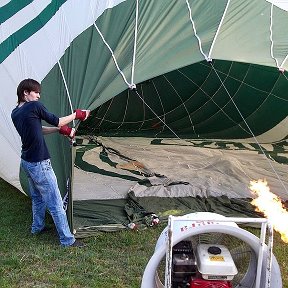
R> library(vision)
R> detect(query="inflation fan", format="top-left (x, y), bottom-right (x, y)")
top-left (141, 212), bottom-right (282, 288)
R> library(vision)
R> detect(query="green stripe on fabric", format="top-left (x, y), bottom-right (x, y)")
top-left (0, 0), bottom-right (67, 63)
top-left (75, 148), bottom-right (142, 182)
top-left (150, 139), bottom-right (288, 164)
top-left (0, 0), bottom-right (33, 23)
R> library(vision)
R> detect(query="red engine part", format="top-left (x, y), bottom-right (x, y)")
top-left (190, 277), bottom-right (232, 288)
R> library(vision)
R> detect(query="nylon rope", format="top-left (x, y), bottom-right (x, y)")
top-left (57, 63), bottom-right (74, 115)
top-left (269, 3), bottom-right (288, 72)
top-left (209, 61), bottom-right (288, 194)
top-left (131, 0), bottom-right (139, 88)
top-left (89, 1), bottom-right (136, 90)
top-left (185, 0), bottom-right (210, 61)
top-left (91, 21), bottom-right (131, 87)
top-left (208, 0), bottom-right (231, 60)
top-left (269, 4), bottom-right (280, 69)
top-left (137, 84), bottom-right (146, 131)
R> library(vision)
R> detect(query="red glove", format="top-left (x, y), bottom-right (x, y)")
top-left (74, 109), bottom-right (90, 121)
top-left (59, 125), bottom-right (75, 139)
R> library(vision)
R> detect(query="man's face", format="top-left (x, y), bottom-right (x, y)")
top-left (24, 90), bottom-right (40, 102)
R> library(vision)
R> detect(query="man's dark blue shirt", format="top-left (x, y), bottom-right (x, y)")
top-left (11, 101), bottom-right (59, 162)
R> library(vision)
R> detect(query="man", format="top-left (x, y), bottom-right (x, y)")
top-left (11, 78), bottom-right (89, 247)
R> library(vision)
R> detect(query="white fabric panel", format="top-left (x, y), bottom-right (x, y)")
top-left (266, 0), bottom-right (288, 11)
top-left (0, 59), bottom-right (23, 151)
top-left (0, 55), bottom-right (34, 194)
top-left (0, 134), bottom-right (22, 192)
top-left (0, 0), bottom-right (51, 45)
top-left (0, 0), bottom-right (11, 7)
top-left (0, 0), bottom-right (127, 190)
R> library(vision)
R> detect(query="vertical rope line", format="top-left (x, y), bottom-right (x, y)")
top-left (137, 84), bottom-right (146, 131)
top-left (277, 4), bottom-right (288, 70)
top-left (57, 62), bottom-right (74, 114)
top-left (131, 0), bottom-right (139, 86)
top-left (208, 0), bottom-right (231, 60)
top-left (185, 0), bottom-right (209, 61)
top-left (269, 4), bottom-right (280, 68)
top-left (89, 1), bottom-right (132, 88)
top-left (210, 62), bottom-right (288, 194)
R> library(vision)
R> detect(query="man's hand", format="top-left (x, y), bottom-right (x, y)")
top-left (74, 109), bottom-right (90, 121)
top-left (59, 125), bottom-right (75, 139)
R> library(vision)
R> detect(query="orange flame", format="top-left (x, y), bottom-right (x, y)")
top-left (250, 179), bottom-right (288, 243)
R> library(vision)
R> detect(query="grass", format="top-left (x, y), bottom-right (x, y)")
top-left (0, 177), bottom-right (287, 288)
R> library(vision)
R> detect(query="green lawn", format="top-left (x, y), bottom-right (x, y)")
top-left (0, 177), bottom-right (287, 288)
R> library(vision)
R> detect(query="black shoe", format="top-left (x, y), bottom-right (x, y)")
top-left (32, 226), bottom-right (53, 235)
top-left (69, 240), bottom-right (86, 248)
top-left (40, 226), bottom-right (54, 233)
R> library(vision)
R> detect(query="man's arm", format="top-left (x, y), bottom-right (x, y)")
top-left (42, 126), bottom-right (59, 135)
top-left (58, 112), bottom-right (76, 127)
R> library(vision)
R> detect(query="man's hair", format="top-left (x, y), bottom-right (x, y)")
top-left (17, 78), bottom-right (41, 104)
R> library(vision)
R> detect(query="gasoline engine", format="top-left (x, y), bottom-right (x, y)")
top-left (171, 241), bottom-right (237, 288)
top-left (141, 212), bottom-right (282, 288)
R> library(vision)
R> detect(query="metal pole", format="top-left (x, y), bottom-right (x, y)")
top-left (165, 215), bottom-right (173, 288)
top-left (255, 222), bottom-right (267, 288)
top-left (168, 216), bottom-right (269, 224)
top-left (265, 221), bottom-right (274, 288)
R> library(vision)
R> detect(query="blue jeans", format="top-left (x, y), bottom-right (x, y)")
top-left (21, 159), bottom-right (75, 246)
